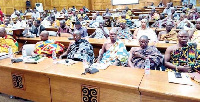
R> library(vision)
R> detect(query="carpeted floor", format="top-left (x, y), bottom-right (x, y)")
top-left (0, 93), bottom-right (33, 102)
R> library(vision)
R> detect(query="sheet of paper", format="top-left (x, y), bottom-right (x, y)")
top-left (168, 72), bottom-right (193, 86)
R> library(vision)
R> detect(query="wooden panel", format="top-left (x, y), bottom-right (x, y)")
top-left (0, 68), bottom-right (51, 102)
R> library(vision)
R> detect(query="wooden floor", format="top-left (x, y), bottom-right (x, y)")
top-left (0, 93), bottom-right (33, 102)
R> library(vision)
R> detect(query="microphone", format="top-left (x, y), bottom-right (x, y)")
top-left (14, 41), bottom-right (27, 54)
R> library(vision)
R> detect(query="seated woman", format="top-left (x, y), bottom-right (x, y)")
top-left (0, 27), bottom-right (18, 53)
top-left (33, 31), bottom-right (65, 57)
top-left (133, 19), bottom-right (157, 42)
top-left (59, 30), bottom-right (94, 64)
top-left (97, 29), bottom-right (129, 66)
top-left (89, 21), bottom-right (109, 39)
top-left (128, 35), bottom-right (163, 70)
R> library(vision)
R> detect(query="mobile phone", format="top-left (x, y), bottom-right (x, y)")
top-left (175, 72), bottom-right (182, 78)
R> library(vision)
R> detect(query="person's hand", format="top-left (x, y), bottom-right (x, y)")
top-left (178, 65), bottom-right (192, 72)
top-left (59, 55), bottom-right (63, 59)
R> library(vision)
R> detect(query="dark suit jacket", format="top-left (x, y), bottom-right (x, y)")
top-left (32, 25), bottom-right (45, 37)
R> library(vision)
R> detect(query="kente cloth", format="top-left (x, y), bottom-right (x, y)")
top-left (130, 46), bottom-right (163, 70)
top-left (34, 39), bottom-right (65, 56)
top-left (170, 43), bottom-right (200, 72)
top-left (117, 27), bottom-right (132, 39)
top-left (0, 35), bottom-right (18, 53)
top-left (191, 30), bottom-right (200, 43)
top-left (160, 30), bottom-right (178, 41)
top-left (100, 39), bottom-right (129, 65)
top-left (67, 39), bottom-right (94, 64)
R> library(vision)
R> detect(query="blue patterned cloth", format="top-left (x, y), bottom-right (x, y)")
top-left (100, 39), bottom-right (129, 65)
top-left (67, 39), bottom-right (94, 64)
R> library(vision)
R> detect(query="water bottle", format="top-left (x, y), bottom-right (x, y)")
top-left (52, 50), bottom-right (57, 60)
top-left (111, 20), bottom-right (114, 27)
top-left (193, 15), bottom-right (195, 20)
top-left (83, 50), bottom-right (89, 69)
top-left (22, 48), bottom-right (27, 59)
top-left (8, 46), bottom-right (13, 58)
top-left (145, 58), bottom-right (150, 74)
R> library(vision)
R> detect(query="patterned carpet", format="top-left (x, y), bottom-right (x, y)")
top-left (0, 93), bottom-right (33, 102)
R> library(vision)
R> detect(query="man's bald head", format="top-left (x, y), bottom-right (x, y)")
top-left (139, 35), bottom-right (149, 49)
top-left (178, 30), bottom-right (189, 36)
top-left (177, 30), bottom-right (189, 46)
top-left (0, 27), bottom-right (6, 37)
top-left (40, 31), bottom-right (49, 41)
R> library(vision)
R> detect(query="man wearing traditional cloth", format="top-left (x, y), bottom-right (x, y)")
top-left (165, 30), bottom-right (200, 72)
top-left (33, 31), bottom-right (65, 57)
top-left (97, 29), bottom-right (129, 66)
top-left (59, 30), bottom-right (94, 64)
top-left (128, 35), bottom-right (163, 70)
top-left (158, 21), bottom-right (178, 41)
top-left (0, 27), bottom-right (18, 53)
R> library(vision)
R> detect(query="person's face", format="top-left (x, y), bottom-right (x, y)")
top-left (64, 16), bottom-right (68, 20)
top-left (109, 32), bottom-right (117, 41)
top-left (75, 24), bottom-right (81, 29)
top-left (141, 20), bottom-right (146, 28)
top-left (40, 34), bottom-right (48, 41)
top-left (139, 39), bottom-right (149, 49)
top-left (180, 15), bottom-right (185, 21)
top-left (36, 22), bottom-right (40, 27)
top-left (0, 30), bottom-right (5, 37)
top-left (178, 33), bottom-right (189, 45)
top-left (96, 12), bottom-right (99, 16)
top-left (166, 23), bottom-right (173, 32)
top-left (120, 23), bottom-right (125, 29)
top-left (189, 4), bottom-right (193, 9)
top-left (73, 34), bottom-right (81, 42)
top-left (60, 22), bottom-right (65, 28)
top-left (72, 11), bottom-right (76, 15)
top-left (99, 22), bottom-right (103, 27)
top-left (28, 20), bottom-right (33, 25)
top-left (80, 11), bottom-right (84, 14)
top-left (196, 21), bottom-right (200, 30)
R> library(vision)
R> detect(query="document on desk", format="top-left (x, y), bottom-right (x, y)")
top-left (0, 53), bottom-right (9, 60)
top-left (168, 72), bottom-right (193, 86)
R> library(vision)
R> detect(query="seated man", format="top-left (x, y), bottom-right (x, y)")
top-left (191, 18), bottom-right (200, 42)
top-left (0, 27), bottom-right (18, 53)
top-left (77, 9), bottom-right (89, 20)
top-left (89, 15), bottom-right (99, 28)
top-left (165, 30), bottom-right (200, 72)
top-left (96, 11), bottom-right (103, 22)
top-left (33, 31), bottom-right (65, 57)
top-left (59, 30), bottom-right (94, 64)
top-left (176, 13), bottom-right (195, 29)
top-left (97, 29), bottom-right (129, 66)
top-left (22, 19), bottom-right (35, 36)
top-left (32, 20), bottom-right (45, 37)
top-left (57, 20), bottom-right (72, 36)
top-left (117, 20), bottom-right (132, 39)
top-left (158, 21), bottom-right (178, 41)
top-left (74, 21), bottom-right (88, 38)
top-left (128, 35), bottom-right (163, 70)
top-left (90, 21), bottom-right (109, 39)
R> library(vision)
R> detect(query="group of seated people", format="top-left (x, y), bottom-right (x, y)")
top-left (0, 3), bottom-right (199, 73)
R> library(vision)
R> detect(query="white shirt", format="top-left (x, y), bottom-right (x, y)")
top-left (137, 28), bottom-right (158, 42)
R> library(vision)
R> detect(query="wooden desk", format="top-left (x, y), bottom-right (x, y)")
top-left (139, 70), bottom-right (200, 102)
top-left (0, 58), bottom-right (53, 102)
top-left (43, 63), bottom-right (144, 102)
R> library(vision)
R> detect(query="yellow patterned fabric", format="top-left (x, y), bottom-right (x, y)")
top-left (160, 30), bottom-right (178, 41)
top-left (0, 35), bottom-right (18, 53)
top-left (126, 10), bottom-right (132, 16)
top-left (191, 30), bottom-right (200, 43)
top-left (52, 20), bottom-right (60, 27)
